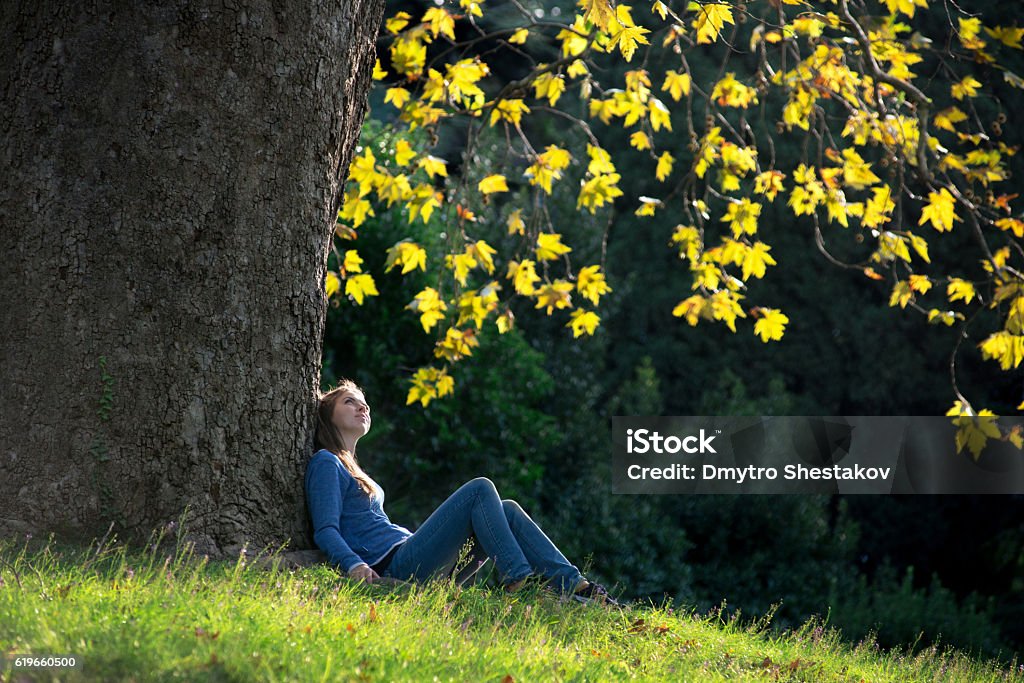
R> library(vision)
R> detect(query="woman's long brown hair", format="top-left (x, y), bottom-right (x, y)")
top-left (316, 380), bottom-right (376, 496)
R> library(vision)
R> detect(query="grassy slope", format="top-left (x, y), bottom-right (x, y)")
top-left (0, 538), bottom-right (1019, 682)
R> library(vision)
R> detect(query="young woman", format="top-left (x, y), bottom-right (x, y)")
top-left (305, 379), bottom-right (617, 604)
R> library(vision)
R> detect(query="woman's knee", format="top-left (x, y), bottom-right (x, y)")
top-left (465, 476), bottom-right (498, 498)
top-left (502, 499), bottom-right (524, 519)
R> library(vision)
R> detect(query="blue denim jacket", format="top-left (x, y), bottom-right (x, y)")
top-left (305, 449), bottom-right (411, 572)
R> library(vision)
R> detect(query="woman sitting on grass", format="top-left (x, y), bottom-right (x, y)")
top-left (305, 379), bottom-right (617, 605)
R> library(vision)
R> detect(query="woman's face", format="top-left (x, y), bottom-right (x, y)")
top-left (331, 389), bottom-right (371, 439)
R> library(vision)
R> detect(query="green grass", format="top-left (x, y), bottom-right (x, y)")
top-left (0, 533), bottom-right (1020, 682)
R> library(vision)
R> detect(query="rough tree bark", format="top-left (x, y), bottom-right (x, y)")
top-left (0, 0), bottom-right (384, 555)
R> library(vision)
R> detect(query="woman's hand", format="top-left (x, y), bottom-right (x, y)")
top-left (347, 563), bottom-right (380, 583)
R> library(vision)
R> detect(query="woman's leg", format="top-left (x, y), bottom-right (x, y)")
top-left (501, 499), bottom-right (583, 593)
top-left (385, 478), bottom-right (533, 585)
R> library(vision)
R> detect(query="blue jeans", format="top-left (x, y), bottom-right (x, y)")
top-left (383, 477), bottom-right (583, 593)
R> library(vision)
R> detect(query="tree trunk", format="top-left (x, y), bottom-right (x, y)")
top-left (0, 0), bottom-right (383, 555)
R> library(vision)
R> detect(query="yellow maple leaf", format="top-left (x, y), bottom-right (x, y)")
top-left (456, 284), bottom-right (500, 329)
top-left (339, 189), bottom-right (374, 228)
top-left (377, 172), bottom-right (412, 207)
top-left (959, 416), bottom-right (1002, 460)
top-left (577, 173), bottom-right (624, 212)
top-left (1006, 296), bottom-right (1024, 334)
top-left (582, 0), bottom-right (617, 32)
top-left (422, 7), bottom-right (456, 40)
top-left (489, 98), bottom-right (531, 127)
top-left (394, 139), bottom-right (416, 166)
top-left (958, 17), bottom-right (987, 51)
top-left (434, 328), bottom-right (479, 362)
top-left (909, 274), bottom-right (932, 294)
top-left (841, 149), bottom-right (881, 190)
top-left (471, 240), bottom-right (497, 274)
top-left (882, 0), bottom-right (927, 19)
top-left (385, 87), bottom-right (411, 110)
top-left (946, 403), bottom-right (1002, 460)
top-left (709, 290), bottom-right (746, 332)
top-left (692, 3), bottom-right (735, 45)
top-left (406, 287), bottom-right (449, 333)
top-left (985, 25), bottom-right (1024, 49)
top-left (927, 309), bottom-right (961, 326)
top-left (526, 145), bottom-right (572, 194)
top-left (754, 308), bottom-right (789, 342)
top-left (385, 11), bottom-right (412, 35)
top-left (662, 70), bottom-right (691, 101)
top-left (534, 280), bottom-right (574, 314)
top-left (417, 155), bottom-right (448, 179)
top-left (933, 106), bottom-right (968, 132)
top-left (711, 73), bottom-right (758, 108)
top-left (533, 72), bottom-right (566, 106)
top-left (385, 241), bottom-right (427, 275)
top-left (672, 225), bottom-right (701, 261)
top-left (345, 274), bottom-right (379, 305)
top-left (567, 309), bottom-right (601, 337)
top-left (446, 251), bottom-right (477, 286)
top-left (567, 59), bottom-right (589, 78)
top-left (390, 36), bottom-right (426, 77)
top-left (372, 59), bottom-right (388, 80)
top-left (630, 131), bottom-right (652, 150)
top-left (908, 234), bottom-right (930, 263)
top-left (791, 16), bottom-right (825, 37)
top-left (509, 28), bottom-right (529, 44)
top-left (478, 174), bottom-right (509, 194)
top-left (742, 242), bottom-right (776, 280)
top-left (721, 198), bottom-right (761, 238)
top-left (577, 264), bottom-right (612, 305)
top-left (558, 17), bottom-right (591, 58)
top-left (951, 75), bottom-right (982, 100)
top-left (496, 310), bottom-right (515, 334)
top-left (609, 25), bottom-right (651, 62)
top-left (507, 209), bottom-right (525, 236)
top-left (918, 188), bottom-right (960, 232)
top-left (672, 294), bottom-right (707, 326)
top-left (656, 151), bottom-right (674, 181)
top-left (420, 69), bottom-right (446, 104)
top-left (861, 186), bottom-right (895, 228)
top-left (536, 232), bottom-right (572, 261)
top-left (460, 0), bottom-right (483, 18)
top-left (648, 98), bottom-right (672, 132)
top-left (325, 271), bottom-right (341, 299)
top-left (507, 259), bottom-right (540, 295)
top-left (635, 196), bottom-right (661, 216)
top-left (979, 331), bottom-right (1024, 370)
top-left (587, 145), bottom-right (615, 175)
top-left (406, 185), bottom-right (442, 224)
top-left (406, 367), bottom-right (454, 407)
top-left (446, 59), bottom-right (489, 105)
top-left (754, 171), bottom-right (785, 202)
top-left (889, 281), bottom-right (914, 309)
top-left (652, 0), bottom-right (669, 20)
top-left (947, 278), bottom-right (976, 304)
top-left (342, 249), bottom-right (364, 276)
top-left (996, 218), bottom-right (1024, 238)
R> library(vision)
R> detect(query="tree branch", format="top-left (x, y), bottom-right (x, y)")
top-left (839, 0), bottom-right (932, 181)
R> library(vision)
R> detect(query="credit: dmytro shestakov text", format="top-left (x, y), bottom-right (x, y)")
top-left (612, 416), bottom-right (1024, 495)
